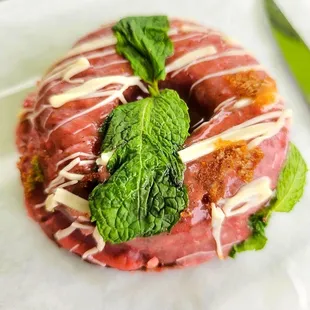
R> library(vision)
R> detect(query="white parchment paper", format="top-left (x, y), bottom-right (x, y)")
top-left (0, 0), bottom-right (310, 309)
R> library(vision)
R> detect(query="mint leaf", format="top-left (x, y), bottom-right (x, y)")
top-left (112, 16), bottom-right (173, 86)
top-left (230, 143), bottom-right (307, 257)
top-left (273, 143), bottom-right (308, 212)
top-left (89, 89), bottom-right (190, 243)
top-left (230, 209), bottom-right (268, 258)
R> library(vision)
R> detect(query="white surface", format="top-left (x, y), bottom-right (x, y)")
top-left (0, 0), bottom-right (310, 309)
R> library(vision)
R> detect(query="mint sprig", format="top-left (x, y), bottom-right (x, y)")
top-left (230, 142), bottom-right (307, 257)
top-left (89, 16), bottom-right (190, 243)
top-left (113, 16), bottom-right (173, 93)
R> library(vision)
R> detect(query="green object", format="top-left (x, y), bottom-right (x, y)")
top-left (89, 89), bottom-right (190, 243)
top-left (230, 143), bottom-right (307, 257)
top-left (272, 143), bottom-right (308, 212)
top-left (113, 16), bottom-right (173, 92)
top-left (230, 209), bottom-right (268, 258)
top-left (264, 0), bottom-right (310, 105)
top-left (90, 15), bottom-right (190, 243)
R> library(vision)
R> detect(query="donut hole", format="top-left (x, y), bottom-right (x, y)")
top-left (187, 96), bottom-right (212, 132)
top-left (159, 80), bottom-right (213, 133)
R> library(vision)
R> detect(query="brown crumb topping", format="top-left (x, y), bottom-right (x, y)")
top-left (18, 155), bottom-right (44, 195)
top-left (225, 71), bottom-right (277, 106)
top-left (197, 139), bottom-right (264, 204)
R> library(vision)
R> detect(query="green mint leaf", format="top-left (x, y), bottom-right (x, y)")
top-left (89, 89), bottom-right (190, 243)
top-left (230, 209), bottom-right (268, 258)
top-left (230, 142), bottom-right (307, 257)
top-left (272, 143), bottom-right (308, 212)
top-left (112, 16), bottom-right (173, 85)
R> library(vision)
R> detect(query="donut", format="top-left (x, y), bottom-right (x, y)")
top-left (16, 18), bottom-right (290, 270)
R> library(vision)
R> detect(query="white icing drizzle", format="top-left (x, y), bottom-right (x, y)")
top-left (40, 57), bottom-right (91, 90)
top-left (170, 49), bottom-right (250, 78)
top-left (166, 46), bottom-right (217, 73)
top-left (54, 188), bottom-right (89, 213)
top-left (272, 153), bottom-right (279, 169)
top-left (71, 222), bottom-right (94, 230)
top-left (66, 35), bottom-right (117, 58)
top-left (190, 64), bottom-right (264, 94)
top-left (80, 159), bottom-right (96, 165)
top-left (46, 154), bottom-right (95, 195)
top-left (176, 251), bottom-right (213, 265)
top-left (45, 193), bottom-right (58, 212)
top-left (221, 177), bottom-right (273, 216)
top-left (57, 180), bottom-right (79, 189)
top-left (44, 58), bottom-right (81, 80)
top-left (223, 35), bottom-right (240, 46)
top-left (54, 225), bottom-right (76, 240)
top-left (170, 32), bottom-right (202, 43)
top-left (25, 104), bottom-right (45, 123)
top-left (47, 188), bottom-right (90, 214)
top-left (192, 110), bottom-right (229, 137)
top-left (56, 159), bottom-right (93, 181)
top-left (46, 157), bottom-right (82, 193)
top-left (175, 241), bottom-right (238, 265)
top-left (69, 244), bottom-right (80, 252)
top-left (35, 50), bottom-right (119, 113)
top-left (211, 177), bottom-right (273, 258)
top-left (82, 247), bottom-right (99, 258)
top-left (87, 48), bottom-right (116, 60)
top-left (211, 203), bottom-right (226, 259)
top-left (179, 109), bottom-right (291, 163)
top-left (248, 107), bottom-right (289, 148)
top-left (59, 170), bottom-right (84, 181)
top-left (54, 222), bottom-right (94, 241)
top-left (96, 151), bottom-right (115, 166)
top-left (95, 59), bottom-right (128, 70)
top-left (88, 256), bottom-right (106, 267)
top-left (233, 94), bottom-right (278, 111)
top-left (45, 177), bottom-right (65, 194)
top-left (18, 107), bottom-right (33, 118)
top-left (82, 227), bottom-right (106, 259)
top-left (146, 257), bottom-right (160, 269)
top-left (72, 123), bottom-right (96, 135)
top-left (49, 75), bottom-right (144, 108)
top-left (64, 156), bottom-right (82, 169)
top-left (26, 102), bottom-right (51, 124)
top-left (41, 109), bottom-right (53, 129)
top-left (233, 98), bottom-right (252, 109)
top-left (56, 152), bottom-right (95, 168)
top-left (54, 224), bottom-right (106, 264)
top-left (78, 90), bottom-right (118, 100)
top-left (213, 96), bottom-right (236, 113)
top-left (167, 28), bottom-right (179, 36)
top-left (180, 25), bottom-right (214, 33)
top-left (194, 95), bottom-right (268, 138)
top-left (34, 202), bottom-right (46, 209)
top-left (42, 58), bottom-right (126, 96)
top-left (63, 57), bottom-right (91, 83)
top-left (41, 49), bottom-right (116, 90)
top-left (77, 215), bottom-right (90, 222)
